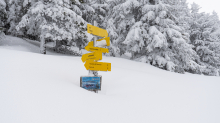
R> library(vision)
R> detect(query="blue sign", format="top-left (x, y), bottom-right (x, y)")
top-left (80, 76), bottom-right (101, 90)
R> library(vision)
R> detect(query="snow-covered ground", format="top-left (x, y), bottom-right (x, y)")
top-left (1, 36), bottom-right (220, 123)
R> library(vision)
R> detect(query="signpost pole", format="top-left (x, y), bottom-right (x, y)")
top-left (93, 21), bottom-right (98, 77)
top-left (88, 20), bottom-right (98, 93)
top-left (81, 20), bottom-right (111, 93)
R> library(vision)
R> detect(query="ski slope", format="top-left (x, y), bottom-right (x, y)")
top-left (1, 36), bottom-right (220, 123)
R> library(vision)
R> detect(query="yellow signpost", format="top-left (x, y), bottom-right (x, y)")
top-left (80, 23), bottom-right (111, 92)
top-left (84, 61), bottom-right (111, 71)
top-left (85, 46), bottom-right (109, 53)
top-left (81, 51), bottom-right (102, 63)
top-left (87, 24), bottom-right (108, 37)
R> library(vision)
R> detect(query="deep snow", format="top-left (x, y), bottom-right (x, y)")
top-left (1, 36), bottom-right (220, 123)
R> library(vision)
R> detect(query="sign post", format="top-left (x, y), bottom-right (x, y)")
top-left (80, 21), bottom-right (111, 93)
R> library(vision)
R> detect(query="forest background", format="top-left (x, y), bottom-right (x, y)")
top-left (1, 0), bottom-right (220, 76)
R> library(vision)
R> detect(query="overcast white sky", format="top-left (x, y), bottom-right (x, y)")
top-left (187, 0), bottom-right (220, 15)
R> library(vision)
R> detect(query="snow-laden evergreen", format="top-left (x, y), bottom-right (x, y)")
top-left (79, 0), bottom-right (95, 24)
top-left (6, 0), bottom-right (31, 36)
top-left (0, 0), bottom-right (6, 40)
top-left (121, 0), bottom-right (201, 73)
top-left (83, 0), bottom-right (108, 25)
top-left (0, 0), bottom-right (6, 26)
top-left (190, 3), bottom-right (220, 76)
top-left (16, 0), bottom-right (89, 51)
top-left (1, 0), bottom-right (220, 76)
top-left (103, 0), bottom-right (141, 56)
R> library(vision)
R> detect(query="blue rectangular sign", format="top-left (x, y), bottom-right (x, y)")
top-left (80, 76), bottom-right (101, 90)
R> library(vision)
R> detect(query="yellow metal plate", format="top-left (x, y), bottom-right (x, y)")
top-left (84, 61), bottom-right (111, 71)
top-left (87, 24), bottom-right (108, 37)
top-left (81, 51), bottom-right (102, 63)
top-left (85, 46), bottom-right (109, 53)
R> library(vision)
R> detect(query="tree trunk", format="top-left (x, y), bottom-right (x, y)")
top-left (40, 36), bottom-right (46, 54)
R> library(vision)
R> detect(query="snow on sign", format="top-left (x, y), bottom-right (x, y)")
top-left (80, 76), bottom-right (102, 90)
top-left (88, 37), bottom-right (110, 47)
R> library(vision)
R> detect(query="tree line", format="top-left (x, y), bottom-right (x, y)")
top-left (1, 0), bottom-right (220, 76)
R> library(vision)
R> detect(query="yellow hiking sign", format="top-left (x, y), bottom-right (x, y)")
top-left (87, 24), bottom-right (108, 37)
top-left (81, 23), bottom-right (111, 72)
top-left (85, 46), bottom-right (109, 53)
top-left (84, 61), bottom-right (111, 71)
top-left (81, 51), bottom-right (102, 63)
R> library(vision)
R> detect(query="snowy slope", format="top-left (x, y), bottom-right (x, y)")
top-left (1, 36), bottom-right (220, 123)
top-left (0, 35), bottom-right (52, 54)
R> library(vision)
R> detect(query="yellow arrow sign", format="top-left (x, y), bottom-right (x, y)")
top-left (84, 61), bottom-right (111, 71)
top-left (87, 24), bottom-right (108, 37)
top-left (88, 37), bottom-right (110, 47)
top-left (85, 46), bottom-right (109, 53)
top-left (81, 51), bottom-right (102, 63)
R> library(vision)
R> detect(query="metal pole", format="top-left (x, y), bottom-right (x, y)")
top-left (93, 21), bottom-right (98, 77)
top-left (88, 21), bottom-right (98, 93)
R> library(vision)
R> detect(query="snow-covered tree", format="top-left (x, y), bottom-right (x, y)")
top-left (90, 0), bottom-right (108, 26)
top-left (0, 0), bottom-right (6, 40)
top-left (6, 0), bottom-right (31, 36)
top-left (189, 3), bottom-right (220, 76)
top-left (0, 0), bottom-right (6, 27)
top-left (76, 0), bottom-right (95, 24)
top-left (103, 0), bottom-right (141, 56)
top-left (123, 0), bottom-right (201, 73)
top-left (17, 0), bottom-right (89, 54)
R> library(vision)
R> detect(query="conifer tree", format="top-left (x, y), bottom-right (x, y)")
top-left (0, 0), bottom-right (6, 40)
top-left (6, 0), bottom-right (31, 36)
top-left (77, 0), bottom-right (95, 24)
top-left (90, 0), bottom-right (108, 26)
top-left (0, 0), bottom-right (6, 27)
top-left (190, 3), bottom-right (220, 76)
top-left (103, 0), bottom-right (141, 56)
top-left (17, 0), bottom-right (89, 54)
top-left (123, 0), bottom-right (201, 73)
